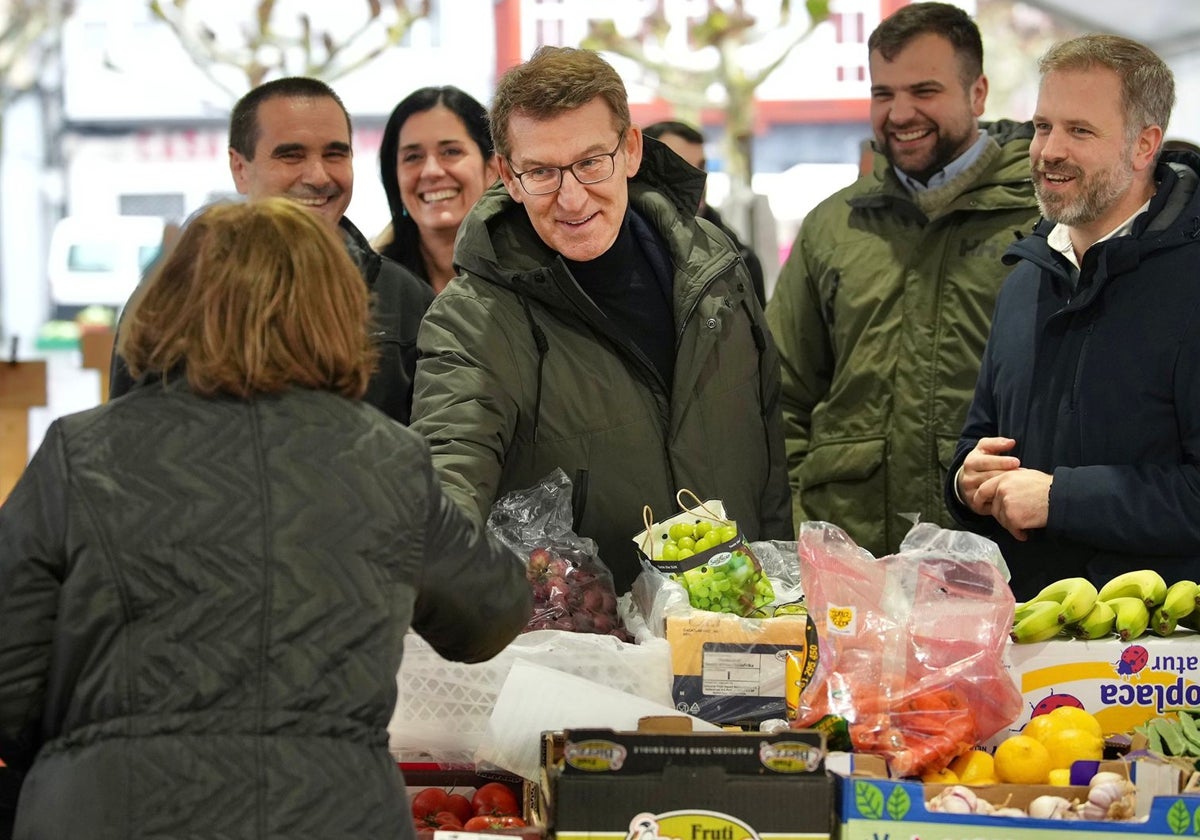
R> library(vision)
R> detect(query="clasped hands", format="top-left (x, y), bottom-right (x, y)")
top-left (958, 436), bottom-right (1052, 542)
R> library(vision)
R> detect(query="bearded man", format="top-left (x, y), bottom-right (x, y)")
top-left (766, 1), bottom-right (1038, 555)
top-left (946, 34), bottom-right (1200, 599)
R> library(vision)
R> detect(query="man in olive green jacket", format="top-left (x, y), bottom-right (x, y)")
top-left (410, 46), bottom-right (792, 593)
top-left (766, 2), bottom-right (1039, 557)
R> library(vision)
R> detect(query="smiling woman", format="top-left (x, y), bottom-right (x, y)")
top-left (375, 86), bottom-right (498, 293)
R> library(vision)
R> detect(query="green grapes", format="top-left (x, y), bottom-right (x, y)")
top-left (652, 518), bottom-right (777, 616)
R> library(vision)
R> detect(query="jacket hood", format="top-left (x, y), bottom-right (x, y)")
top-left (452, 134), bottom-right (708, 295)
top-left (1007, 154), bottom-right (1200, 270)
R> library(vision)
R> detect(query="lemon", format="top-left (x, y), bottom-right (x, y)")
top-left (1041, 727), bottom-right (1104, 770)
top-left (1044, 706), bottom-right (1103, 738)
top-left (1048, 768), bottom-right (1073, 786)
top-left (1022, 714), bottom-right (1057, 743)
top-left (993, 735), bottom-right (1052, 784)
top-left (921, 767), bottom-right (959, 784)
top-left (948, 749), bottom-right (996, 785)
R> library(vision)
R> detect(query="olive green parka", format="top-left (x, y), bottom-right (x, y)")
top-left (765, 121), bottom-right (1039, 557)
top-left (410, 138), bottom-right (793, 592)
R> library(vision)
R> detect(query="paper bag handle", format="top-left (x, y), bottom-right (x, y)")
top-left (675, 488), bottom-right (724, 523)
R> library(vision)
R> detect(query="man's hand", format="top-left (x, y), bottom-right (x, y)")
top-left (974, 468), bottom-right (1053, 542)
top-left (959, 437), bottom-right (1021, 515)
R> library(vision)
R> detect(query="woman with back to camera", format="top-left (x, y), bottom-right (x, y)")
top-left (0, 198), bottom-right (532, 839)
top-left (375, 86), bottom-right (498, 293)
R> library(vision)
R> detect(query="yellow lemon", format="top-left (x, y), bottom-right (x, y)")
top-left (1048, 768), bottom-right (1073, 786)
top-left (1041, 727), bottom-right (1104, 771)
top-left (948, 749), bottom-right (996, 785)
top-left (921, 767), bottom-right (959, 784)
top-left (1045, 706), bottom-right (1104, 738)
top-left (993, 735), bottom-right (1053, 785)
top-left (1022, 714), bottom-right (1058, 744)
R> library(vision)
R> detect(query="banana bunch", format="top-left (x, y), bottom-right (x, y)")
top-left (1011, 570), bottom-right (1200, 644)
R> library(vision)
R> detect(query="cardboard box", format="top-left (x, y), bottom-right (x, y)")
top-left (664, 610), bottom-right (816, 725)
top-left (548, 718), bottom-right (833, 840)
top-left (994, 632), bottom-right (1200, 742)
top-left (838, 754), bottom-right (1200, 838)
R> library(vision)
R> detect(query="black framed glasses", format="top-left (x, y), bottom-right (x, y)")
top-left (509, 135), bottom-right (625, 196)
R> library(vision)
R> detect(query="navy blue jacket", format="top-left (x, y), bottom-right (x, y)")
top-left (946, 153), bottom-right (1200, 599)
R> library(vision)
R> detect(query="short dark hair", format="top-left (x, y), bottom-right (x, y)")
top-left (229, 77), bottom-right (353, 160)
top-left (377, 86), bottom-right (493, 260)
top-left (868, 1), bottom-right (983, 89)
top-left (643, 120), bottom-right (704, 145)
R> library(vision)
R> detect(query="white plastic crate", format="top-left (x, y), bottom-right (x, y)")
top-left (389, 626), bottom-right (673, 764)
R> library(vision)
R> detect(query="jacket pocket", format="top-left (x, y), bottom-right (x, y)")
top-left (797, 437), bottom-right (887, 553)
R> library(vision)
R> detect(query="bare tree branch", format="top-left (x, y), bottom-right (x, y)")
top-left (582, 0), bottom-right (829, 189)
top-left (148, 0), bottom-right (430, 97)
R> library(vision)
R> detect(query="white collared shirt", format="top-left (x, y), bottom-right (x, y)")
top-left (1046, 199), bottom-right (1152, 271)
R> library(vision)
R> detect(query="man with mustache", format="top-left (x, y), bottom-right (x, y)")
top-left (947, 34), bottom-right (1200, 599)
top-left (108, 77), bottom-right (433, 424)
top-left (766, 2), bottom-right (1038, 557)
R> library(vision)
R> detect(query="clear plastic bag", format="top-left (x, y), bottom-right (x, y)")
top-left (791, 521), bottom-right (1021, 778)
top-left (487, 469), bottom-right (627, 639)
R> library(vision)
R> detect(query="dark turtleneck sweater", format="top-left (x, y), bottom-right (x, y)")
top-left (564, 210), bottom-right (676, 388)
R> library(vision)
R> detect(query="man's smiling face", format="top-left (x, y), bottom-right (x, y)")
top-left (497, 96), bottom-right (642, 262)
top-left (868, 32), bottom-right (986, 183)
top-left (229, 95), bottom-right (353, 227)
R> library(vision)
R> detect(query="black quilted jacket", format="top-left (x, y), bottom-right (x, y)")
top-left (0, 380), bottom-right (531, 838)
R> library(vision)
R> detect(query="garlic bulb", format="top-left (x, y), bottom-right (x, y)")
top-left (1087, 771), bottom-right (1127, 787)
top-left (1028, 795), bottom-right (1075, 820)
top-left (992, 806), bottom-right (1028, 818)
top-left (1081, 778), bottom-right (1136, 821)
top-left (928, 785), bottom-right (980, 814)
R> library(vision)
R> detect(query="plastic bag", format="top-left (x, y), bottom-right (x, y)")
top-left (791, 521), bottom-right (1021, 778)
top-left (631, 491), bottom-right (775, 617)
top-left (487, 468), bottom-right (627, 638)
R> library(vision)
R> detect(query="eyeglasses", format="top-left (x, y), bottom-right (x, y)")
top-left (509, 135), bottom-right (624, 196)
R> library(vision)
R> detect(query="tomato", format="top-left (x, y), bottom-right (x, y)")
top-left (433, 811), bottom-right (463, 829)
top-left (411, 788), bottom-right (451, 820)
top-left (463, 815), bottom-right (527, 831)
top-left (445, 793), bottom-right (474, 824)
top-left (471, 782), bottom-right (520, 817)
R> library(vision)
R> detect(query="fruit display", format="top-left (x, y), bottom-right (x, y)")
top-left (926, 770), bottom-right (1136, 821)
top-left (1010, 569), bottom-right (1200, 643)
top-left (410, 782), bottom-right (527, 836)
top-left (922, 706), bottom-right (1105, 788)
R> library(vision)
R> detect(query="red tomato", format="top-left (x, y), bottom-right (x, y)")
top-left (434, 811), bottom-right (463, 829)
top-left (411, 788), bottom-right (451, 820)
top-left (471, 782), bottom-right (520, 817)
top-left (445, 793), bottom-right (474, 824)
top-left (463, 815), bottom-right (527, 831)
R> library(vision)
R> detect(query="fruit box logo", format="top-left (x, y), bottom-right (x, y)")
top-left (1098, 643), bottom-right (1200, 714)
top-left (623, 810), bottom-right (757, 840)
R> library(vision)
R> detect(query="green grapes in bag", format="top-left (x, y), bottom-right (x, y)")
top-left (632, 491), bottom-right (775, 617)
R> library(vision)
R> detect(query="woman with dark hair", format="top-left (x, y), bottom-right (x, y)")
top-left (375, 86), bottom-right (498, 293)
top-left (0, 198), bottom-right (531, 839)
